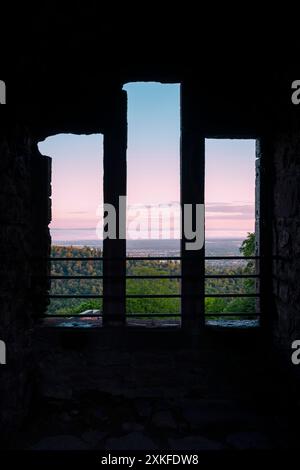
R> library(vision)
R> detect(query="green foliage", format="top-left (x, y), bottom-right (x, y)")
top-left (126, 262), bottom-right (180, 315)
top-left (240, 232), bottom-right (255, 257)
top-left (48, 246), bottom-right (103, 315)
top-left (48, 234), bottom-right (258, 319)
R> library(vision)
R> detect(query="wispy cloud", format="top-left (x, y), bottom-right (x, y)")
top-left (51, 227), bottom-right (96, 231)
top-left (206, 202), bottom-right (254, 219)
top-left (67, 211), bottom-right (89, 215)
top-left (206, 202), bottom-right (254, 213)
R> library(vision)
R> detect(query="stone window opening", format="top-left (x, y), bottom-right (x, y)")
top-left (34, 88), bottom-right (264, 332)
top-left (38, 133), bottom-right (104, 327)
top-left (204, 138), bottom-right (259, 328)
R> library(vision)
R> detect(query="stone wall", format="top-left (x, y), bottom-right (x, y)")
top-left (25, 326), bottom-right (296, 451)
top-left (1, 72), bottom-right (300, 448)
top-left (272, 128), bottom-right (300, 350)
top-left (0, 125), bottom-right (50, 439)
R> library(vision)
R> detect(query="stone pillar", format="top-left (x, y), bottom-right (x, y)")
top-left (180, 84), bottom-right (205, 332)
top-left (0, 125), bottom-right (38, 437)
top-left (256, 138), bottom-right (274, 334)
top-left (30, 145), bottom-right (52, 319)
top-left (270, 127), bottom-right (300, 346)
top-left (103, 90), bottom-right (127, 326)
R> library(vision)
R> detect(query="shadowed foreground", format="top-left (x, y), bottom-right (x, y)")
top-left (8, 326), bottom-right (299, 451)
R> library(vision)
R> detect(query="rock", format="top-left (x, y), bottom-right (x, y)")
top-left (226, 432), bottom-right (273, 450)
top-left (135, 399), bottom-right (152, 418)
top-left (31, 435), bottom-right (89, 450)
top-left (93, 408), bottom-right (106, 420)
top-left (169, 436), bottom-right (226, 450)
top-left (105, 432), bottom-right (158, 450)
top-left (81, 430), bottom-right (107, 445)
top-left (181, 400), bottom-right (256, 430)
top-left (122, 422), bottom-right (144, 432)
top-left (151, 410), bottom-right (177, 430)
top-left (42, 385), bottom-right (73, 400)
top-left (61, 412), bottom-right (72, 422)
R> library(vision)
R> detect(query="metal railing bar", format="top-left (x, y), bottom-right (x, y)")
top-left (205, 293), bottom-right (259, 298)
top-left (40, 313), bottom-right (103, 318)
top-left (46, 293), bottom-right (259, 299)
top-left (205, 256), bottom-right (259, 260)
top-left (127, 313), bottom-right (181, 317)
top-left (48, 256), bottom-right (260, 261)
top-left (205, 313), bottom-right (260, 317)
top-left (49, 275), bottom-right (104, 279)
top-left (205, 274), bottom-right (259, 278)
top-left (40, 312), bottom-right (260, 318)
top-left (49, 257), bottom-right (103, 261)
top-left (48, 295), bottom-right (103, 299)
top-left (47, 274), bottom-right (259, 280)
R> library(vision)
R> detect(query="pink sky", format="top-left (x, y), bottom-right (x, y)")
top-left (38, 84), bottom-right (255, 241)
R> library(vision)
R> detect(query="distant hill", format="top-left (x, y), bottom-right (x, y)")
top-left (51, 238), bottom-right (244, 256)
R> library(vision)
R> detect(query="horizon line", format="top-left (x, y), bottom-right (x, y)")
top-left (51, 236), bottom-right (248, 242)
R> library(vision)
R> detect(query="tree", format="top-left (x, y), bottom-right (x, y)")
top-left (239, 232), bottom-right (255, 257)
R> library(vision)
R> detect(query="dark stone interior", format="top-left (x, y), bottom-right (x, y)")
top-left (1, 7), bottom-right (300, 452)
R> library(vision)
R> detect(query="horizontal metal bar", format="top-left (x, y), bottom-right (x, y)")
top-left (130, 275), bottom-right (258, 279)
top-left (41, 313), bottom-right (180, 318)
top-left (205, 293), bottom-right (259, 298)
top-left (48, 256), bottom-right (260, 261)
top-left (49, 257), bottom-right (180, 261)
top-left (205, 313), bottom-right (260, 317)
top-left (205, 274), bottom-right (259, 278)
top-left (127, 313), bottom-right (181, 317)
top-left (126, 257), bottom-right (181, 261)
top-left (126, 275), bottom-right (180, 279)
top-left (46, 293), bottom-right (259, 299)
top-left (128, 313), bottom-right (260, 317)
top-left (126, 294), bottom-right (260, 298)
top-left (47, 294), bottom-right (180, 299)
top-left (127, 256), bottom-right (259, 260)
top-left (128, 294), bottom-right (259, 298)
top-left (126, 294), bottom-right (181, 298)
top-left (48, 274), bottom-right (259, 280)
top-left (49, 257), bottom-right (103, 261)
top-left (40, 313), bottom-right (103, 318)
top-left (48, 295), bottom-right (103, 299)
top-left (205, 256), bottom-right (259, 260)
top-left (148, 276), bottom-right (256, 281)
top-left (48, 275), bottom-right (179, 280)
top-left (49, 276), bottom-right (104, 280)
top-left (40, 312), bottom-right (259, 318)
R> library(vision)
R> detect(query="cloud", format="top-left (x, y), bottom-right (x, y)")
top-left (67, 211), bottom-right (89, 214)
top-left (206, 202), bottom-right (254, 212)
top-left (51, 227), bottom-right (95, 231)
top-left (206, 202), bottom-right (254, 219)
